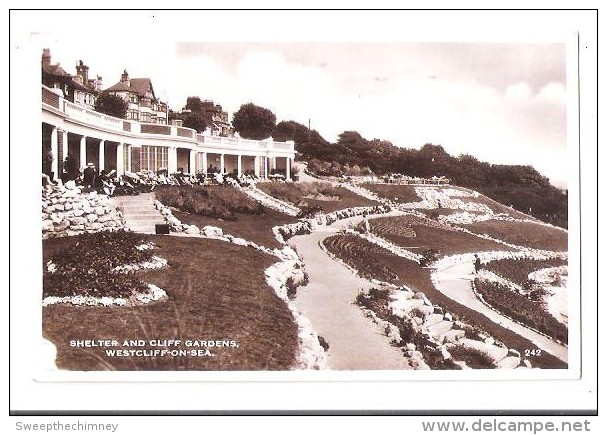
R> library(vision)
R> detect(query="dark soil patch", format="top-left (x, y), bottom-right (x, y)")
top-left (363, 184), bottom-right (420, 203)
top-left (464, 220), bottom-right (567, 251)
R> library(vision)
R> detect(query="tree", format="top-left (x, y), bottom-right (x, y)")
top-left (185, 96), bottom-right (203, 112)
top-left (94, 92), bottom-right (128, 119)
top-left (232, 103), bottom-right (276, 140)
top-left (183, 112), bottom-right (208, 133)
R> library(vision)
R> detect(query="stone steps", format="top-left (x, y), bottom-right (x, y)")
top-left (111, 193), bottom-right (166, 234)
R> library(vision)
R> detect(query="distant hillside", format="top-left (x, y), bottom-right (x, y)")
top-left (273, 121), bottom-right (568, 229)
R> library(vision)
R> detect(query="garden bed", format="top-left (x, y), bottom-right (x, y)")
top-left (463, 220), bottom-right (567, 251)
top-left (484, 257), bottom-right (568, 288)
top-left (43, 236), bottom-right (299, 370)
top-left (369, 215), bottom-right (506, 257)
top-left (474, 279), bottom-right (568, 344)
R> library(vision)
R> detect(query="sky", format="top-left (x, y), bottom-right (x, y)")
top-left (36, 37), bottom-right (569, 187)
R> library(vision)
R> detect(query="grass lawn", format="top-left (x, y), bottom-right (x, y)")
top-left (363, 183), bottom-right (420, 203)
top-left (322, 234), bottom-right (566, 369)
top-left (173, 208), bottom-right (296, 249)
top-left (43, 235), bottom-right (299, 370)
top-left (463, 220), bottom-right (567, 251)
top-left (257, 182), bottom-right (379, 213)
top-left (369, 215), bottom-right (506, 257)
top-left (485, 258), bottom-right (568, 287)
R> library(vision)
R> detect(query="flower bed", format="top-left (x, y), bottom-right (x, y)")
top-left (463, 220), bottom-right (568, 251)
top-left (43, 231), bottom-right (164, 301)
top-left (473, 279), bottom-right (568, 344)
top-left (154, 185), bottom-right (263, 221)
top-left (484, 257), bottom-right (568, 288)
top-left (362, 183), bottom-right (421, 203)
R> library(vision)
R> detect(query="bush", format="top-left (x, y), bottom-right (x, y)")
top-left (155, 186), bottom-right (263, 220)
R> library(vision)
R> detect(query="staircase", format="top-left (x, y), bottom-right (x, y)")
top-left (112, 193), bottom-right (166, 234)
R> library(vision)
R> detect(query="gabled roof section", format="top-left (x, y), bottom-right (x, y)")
top-left (130, 78), bottom-right (155, 99)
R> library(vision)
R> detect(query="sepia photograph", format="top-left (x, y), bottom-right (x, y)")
top-left (9, 8), bottom-right (598, 416)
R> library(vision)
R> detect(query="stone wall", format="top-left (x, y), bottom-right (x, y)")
top-left (42, 181), bottom-right (125, 239)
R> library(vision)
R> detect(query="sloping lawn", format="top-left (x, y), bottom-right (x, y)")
top-left (172, 208), bottom-right (295, 250)
top-left (322, 234), bottom-right (566, 369)
top-left (363, 183), bottom-right (420, 203)
top-left (369, 215), bottom-right (506, 257)
top-left (43, 235), bottom-right (299, 370)
top-left (258, 182), bottom-right (379, 213)
top-left (463, 220), bottom-right (567, 251)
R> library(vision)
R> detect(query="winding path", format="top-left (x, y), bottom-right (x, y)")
top-left (289, 218), bottom-right (413, 370)
top-left (432, 260), bottom-right (568, 363)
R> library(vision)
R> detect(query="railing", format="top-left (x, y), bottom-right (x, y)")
top-left (63, 100), bottom-right (123, 129)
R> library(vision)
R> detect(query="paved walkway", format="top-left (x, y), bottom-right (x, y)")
top-left (433, 261), bottom-right (568, 363)
top-left (289, 217), bottom-right (413, 370)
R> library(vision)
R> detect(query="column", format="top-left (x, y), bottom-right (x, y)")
top-left (263, 156), bottom-right (268, 179)
top-left (50, 127), bottom-right (58, 181)
top-left (79, 136), bottom-right (87, 169)
top-left (254, 156), bottom-right (260, 177)
top-left (189, 150), bottom-right (197, 174)
top-left (126, 144), bottom-right (132, 173)
top-left (271, 156), bottom-right (277, 171)
top-left (202, 152), bottom-right (208, 174)
top-left (220, 154), bottom-right (225, 174)
top-left (98, 140), bottom-right (105, 171)
top-left (237, 155), bottom-right (242, 176)
top-left (116, 143), bottom-right (124, 176)
top-left (60, 130), bottom-right (68, 176)
top-left (168, 147), bottom-right (177, 173)
top-left (285, 157), bottom-right (291, 181)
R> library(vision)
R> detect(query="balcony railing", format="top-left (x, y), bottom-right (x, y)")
top-left (63, 100), bottom-right (123, 129)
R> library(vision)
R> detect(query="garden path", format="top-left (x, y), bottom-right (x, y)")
top-left (290, 216), bottom-right (414, 370)
top-left (432, 260), bottom-right (568, 363)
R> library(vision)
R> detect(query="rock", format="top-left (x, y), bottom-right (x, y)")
top-left (42, 220), bottom-right (53, 231)
top-left (72, 202), bottom-right (82, 210)
top-left (86, 214), bottom-right (98, 222)
top-left (50, 213), bottom-right (62, 224)
top-left (85, 222), bottom-right (102, 230)
top-left (433, 306), bottom-right (444, 314)
top-left (508, 348), bottom-right (521, 358)
top-left (185, 225), bottom-right (200, 235)
top-left (167, 216), bottom-right (181, 227)
top-left (72, 224), bottom-right (85, 230)
top-left (63, 202), bottom-right (73, 211)
top-left (496, 356), bottom-right (521, 369)
top-left (82, 206), bottom-right (93, 214)
top-left (54, 221), bottom-right (70, 231)
top-left (64, 180), bottom-right (77, 190)
top-left (97, 214), bottom-right (112, 223)
top-left (71, 209), bottom-right (84, 217)
top-left (484, 337), bottom-right (496, 346)
top-left (54, 203), bottom-right (65, 211)
top-left (69, 217), bottom-right (87, 225)
top-left (405, 342), bottom-right (416, 351)
top-left (95, 206), bottom-right (105, 215)
top-left (232, 237), bottom-right (248, 246)
top-left (442, 329), bottom-right (465, 343)
top-left (202, 226), bottom-right (223, 237)
top-left (423, 313), bottom-right (444, 327)
top-left (444, 312), bottom-right (453, 321)
top-left (63, 189), bottom-right (78, 198)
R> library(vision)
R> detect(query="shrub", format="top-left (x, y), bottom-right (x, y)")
top-left (155, 186), bottom-right (263, 220)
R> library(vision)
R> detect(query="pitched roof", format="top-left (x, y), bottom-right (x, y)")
top-left (130, 78), bottom-right (153, 97)
top-left (104, 81), bottom-right (133, 92)
top-left (42, 63), bottom-right (70, 77)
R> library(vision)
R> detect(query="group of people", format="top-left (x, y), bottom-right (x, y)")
top-left (44, 163), bottom-right (266, 197)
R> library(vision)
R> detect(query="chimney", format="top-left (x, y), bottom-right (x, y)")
top-left (95, 75), bottom-right (103, 91)
top-left (120, 69), bottom-right (130, 87)
top-left (41, 48), bottom-right (51, 68)
top-left (75, 60), bottom-right (89, 85)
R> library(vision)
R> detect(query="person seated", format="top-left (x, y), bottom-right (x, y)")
top-left (82, 163), bottom-right (97, 188)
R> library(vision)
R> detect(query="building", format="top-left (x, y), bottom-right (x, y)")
top-left (105, 70), bottom-right (168, 125)
top-left (41, 49), bottom-right (101, 109)
top-left (169, 99), bottom-right (233, 137)
top-left (42, 85), bottom-right (295, 181)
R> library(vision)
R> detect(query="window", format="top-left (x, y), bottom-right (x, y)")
top-left (140, 146), bottom-right (168, 172)
top-left (129, 94), bottom-right (138, 104)
top-left (128, 110), bottom-right (139, 121)
top-left (140, 112), bottom-right (151, 123)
